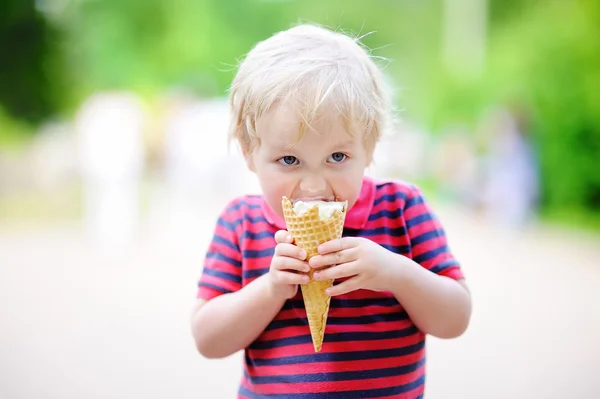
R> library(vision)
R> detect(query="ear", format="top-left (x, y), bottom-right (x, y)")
top-left (243, 148), bottom-right (256, 173)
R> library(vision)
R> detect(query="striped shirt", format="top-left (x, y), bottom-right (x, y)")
top-left (197, 176), bottom-right (464, 398)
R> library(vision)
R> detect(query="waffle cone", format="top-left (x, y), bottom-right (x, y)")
top-left (281, 196), bottom-right (347, 352)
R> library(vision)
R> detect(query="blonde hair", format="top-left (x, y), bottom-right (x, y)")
top-left (228, 23), bottom-right (393, 160)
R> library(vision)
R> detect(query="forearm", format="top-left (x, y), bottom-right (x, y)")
top-left (389, 256), bottom-right (472, 338)
top-left (191, 274), bottom-right (286, 358)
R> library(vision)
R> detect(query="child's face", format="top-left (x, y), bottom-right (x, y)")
top-left (246, 106), bottom-right (369, 218)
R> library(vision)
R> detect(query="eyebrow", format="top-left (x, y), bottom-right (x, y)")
top-left (271, 138), bottom-right (357, 152)
top-left (332, 139), bottom-right (357, 149)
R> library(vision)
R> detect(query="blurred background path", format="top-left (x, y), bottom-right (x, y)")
top-left (1, 181), bottom-right (599, 399)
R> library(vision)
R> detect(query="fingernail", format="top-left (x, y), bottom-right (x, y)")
top-left (313, 272), bottom-right (320, 280)
top-left (325, 288), bottom-right (332, 296)
top-left (299, 249), bottom-right (306, 259)
top-left (287, 235), bottom-right (293, 242)
top-left (302, 275), bottom-right (310, 283)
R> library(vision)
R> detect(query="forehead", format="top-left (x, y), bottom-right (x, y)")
top-left (256, 105), bottom-right (358, 148)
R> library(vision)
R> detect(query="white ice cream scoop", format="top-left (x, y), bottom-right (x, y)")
top-left (292, 200), bottom-right (346, 220)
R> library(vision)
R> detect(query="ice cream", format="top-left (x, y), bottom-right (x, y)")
top-left (281, 196), bottom-right (348, 352)
top-left (292, 200), bottom-right (346, 220)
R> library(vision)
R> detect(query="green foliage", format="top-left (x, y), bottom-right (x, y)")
top-left (59, 0), bottom-right (442, 107)
top-left (423, 0), bottom-right (600, 219)
top-left (485, 0), bottom-right (600, 214)
top-left (0, 0), bottom-right (63, 123)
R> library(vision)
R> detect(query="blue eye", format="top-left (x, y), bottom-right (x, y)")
top-left (328, 152), bottom-right (347, 163)
top-left (278, 156), bottom-right (298, 166)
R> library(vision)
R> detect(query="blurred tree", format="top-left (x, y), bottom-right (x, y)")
top-left (0, 0), bottom-right (61, 123)
top-left (486, 0), bottom-right (600, 217)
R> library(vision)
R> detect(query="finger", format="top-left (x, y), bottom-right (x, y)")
top-left (274, 230), bottom-right (293, 244)
top-left (274, 270), bottom-right (310, 285)
top-left (309, 248), bottom-right (357, 268)
top-left (317, 237), bottom-right (360, 255)
top-left (313, 261), bottom-right (358, 281)
top-left (326, 277), bottom-right (361, 296)
top-left (272, 256), bottom-right (310, 273)
top-left (275, 243), bottom-right (307, 260)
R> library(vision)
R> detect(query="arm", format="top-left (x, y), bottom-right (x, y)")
top-left (396, 185), bottom-right (471, 338)
top-left (191, 274), bottom-right (287, 359)
top-left (387, 256), bottom-right (471, 339)
top-left (309, 186), bottom-right (471, 339)
top-left (310, 240), bottom-right (472, 340)
top-left (192, 230), bottom-right (309, 359)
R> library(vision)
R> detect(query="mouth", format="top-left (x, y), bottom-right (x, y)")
top-left (292, 195), bottom-right (338, 204)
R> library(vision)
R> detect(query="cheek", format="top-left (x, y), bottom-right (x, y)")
top-left (255, 167), bottom-right (295, 213)
top-left (333, 165), bottom-right (365, 206)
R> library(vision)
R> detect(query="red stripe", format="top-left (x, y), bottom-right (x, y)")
top-left (250, 333), bottom-right (423, 359)
top-left (440, 266), bottom-right (464, 280)
top-left (374, 384), bottom-right (425, 399)
top-left (277, 303), bottom-right (402, 319)
top-left (260, 316), bottom-right (413, 341)
top-left (199, 273), bottom-right (239, 293)
top-left (245, 349), bottom-right (424, 377)
top-left (207, 238), bottom-right (241, 257)
top-left (249, 363), bottom-right (425, 394)
top-left (196, 286), bottom-right (220, 300)
top-left (243, 236), bottom-right (275, 248)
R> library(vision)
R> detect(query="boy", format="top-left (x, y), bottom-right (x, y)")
top-left (191, 24), bottom-right (472, 398)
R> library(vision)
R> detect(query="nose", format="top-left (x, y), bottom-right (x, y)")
top-left (299, 174), bottom-right (326, 194)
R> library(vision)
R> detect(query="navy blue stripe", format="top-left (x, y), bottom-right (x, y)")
top-left (205, 251), bottom-right (242, 267)
top-left (413, 246), bottom-right (448, 264)
top-left (376, 182), bottom-right (398, 189)
top-left (217, 218), bottom-right (236, 232)
top-left (283, 297), bottom-right (399, 310)
top-left (367, 209), bottom-right (401, 221)
top-left (359, 226), bottom-right (407, 237)
top-left (241, 216), bottom-right (270, 227)
top-left (248, 341), bottom-right (424, 366)
top-left (198, 281), bottom-right (232, 294)
top-left (239, 374), bottom-right (424, 398)
top-left (212, 234), bottom-right (238, 251)
top-left (243, 248), bottom-right (274, 258)
top-left (202, 268), bottom-right (241, 284)
top-left (266, 311), bottom-right (408, 331)
top-left (250, 325), bottom-right (420, 350)
top-left (411, 229), bottom-right (444, 246)
top-left (405, 195), bottom-right (424, 210)
top-left (406, 212), bottom-right (434, 228)
top-left (429, 259), bottom-right (460, 274)
top-left (381, 243), bottom-right (410, 254)
top-left (242, 230), bottom-right (274, 241)
top-left (220, 215), bottom-right (270, 230)
top-left (228, 200), bottom-right (262, 212)
top-left (246, 358), bottom-right (425, 384)
top-left (373, 192), bottom-right (406, 207)
top-left (244, 268), bottom-right (270, 279)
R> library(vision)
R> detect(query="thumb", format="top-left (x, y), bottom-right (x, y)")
top-left (274, 230), bottom-right (293, 244)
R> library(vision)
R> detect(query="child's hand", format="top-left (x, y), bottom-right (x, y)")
top-left (309, 237), bottom-right (398, 296)
top-left (268, 230), bottom-right (310, 299)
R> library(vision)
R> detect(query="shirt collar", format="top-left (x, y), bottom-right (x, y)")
top-left (261, 176), bottom-right (376, 230)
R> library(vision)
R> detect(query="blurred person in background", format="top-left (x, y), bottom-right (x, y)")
top-left (476, 104), bottom-right (540, 228)
top-left (190, 23), bottom-right (472, 398)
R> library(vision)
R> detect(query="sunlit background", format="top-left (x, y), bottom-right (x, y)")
top-left (1, 1), bottom-right (599, 398)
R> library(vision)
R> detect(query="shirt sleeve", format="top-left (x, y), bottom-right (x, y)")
top-left (197, 201), bottom-right (244, 300)
top-left (404, 185), bottom-right (464, 281)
